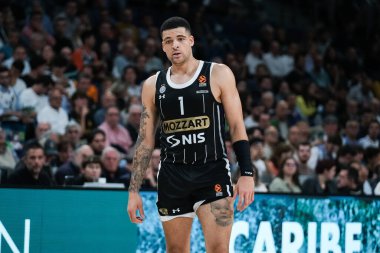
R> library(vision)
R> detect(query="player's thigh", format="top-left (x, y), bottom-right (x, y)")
top-left (196, 197), bottom-right (234, 253)
top-left (162, 217), bottom-right (193, 253)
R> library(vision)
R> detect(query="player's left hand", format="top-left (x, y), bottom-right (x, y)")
top-left (233, 176), bottom-right (255, 211)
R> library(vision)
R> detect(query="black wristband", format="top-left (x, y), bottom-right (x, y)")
top-left (232, 140), bottom-right (255, 177)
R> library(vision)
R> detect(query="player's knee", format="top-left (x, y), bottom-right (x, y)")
top-left (207, 243), bottom-right (229, 253)
top-left (166, 244), bottom-right (189, 253)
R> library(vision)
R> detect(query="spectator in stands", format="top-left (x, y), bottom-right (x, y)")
top-left (302, 159), bottom-right (337, 195)
top-left (112, 40), bottom-right (136, 79)
top-left (69, 92), bottom-right (95, 136)
top-left (50, 56), bottom-right (76, 97)
top-left (286, 125), bottom-right (301, 151)
top-left (72, 30), bottom-right (97, 71)
top-left (64, 122), bottom-right (83, 148)
top-left (7, 142), bottom-right (54, 186)
top-left (98, 106), bottom-right (132, 154)
top-left (111, 66), bottom-right (141, 105)
top-left (0, 128), bottom-right (18, 170)
top-left (263, 41), bottom-right (289, 78)
top-left (249, 137), bottom-right (267, 180)
top-left (294, 142), bottom-right (317, 184)
top-left (88, 129), bottom-right (106, 156)
top-left (53, 16), bottom-right (73, 53)
top-left (265, 143), bottom-right (293, 184)
top-left (9, 60), bottom-right (27, 97)
top-left (271, 100), bottom-right (290, 140)
top-left (315, 135), bottom-right (342, 161)
top-left (2, 45), bottom-right (31, 75)
top-left (308, 53), bottom-right (331, 90)
top-left (37, 88), bottom-right (69, 135)
top-left (142, 37), bottom-right (163, 73)
top-left (93, 89), bottom-right (117, 126)
top-left (55, 144), bottom-right (94, 185)
top-left (336, 167), bottom-right (362, 195)
top-left (358, 120), bottom-right (380, 149)
top-left (65, 155), bottom-right (102, 186)
top-left (56, 140), bottom-right (74, 168)
top-left (0, 66), bottom-right (20, 121)
top-left (245, 40), bottom-right (263, 76)
top-left (124, 103), bottom-right (142, 145)
top-left (269, 157), bottom-right (301, 193)
top-left (21, 55), bottom-right (46, 87)
top-left (21, 10), bottom-right (55, 46)
top-left (19, 77), bottom-right (49, 114)
top-left (58, 0), bottom-right (81, 38)
top-left (342, 119), bottom-right (360, 146)
top-left (350, 161), bottom-right (372, 195)
top-left (262, 125), bottom-right (279, 159)
top-left (101, 146), bottom-right (128, 183)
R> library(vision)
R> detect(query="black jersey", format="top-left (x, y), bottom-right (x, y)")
top-left (155, 61), bottom-right (228, 165)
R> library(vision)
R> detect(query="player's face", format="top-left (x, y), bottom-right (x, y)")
top-left (162, 27), bottom-right (194, 64)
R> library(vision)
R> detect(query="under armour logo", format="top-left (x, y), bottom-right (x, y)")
top-left (159, 94), bottom-right (165, 99)
top-left (172, 208), bottom-right (180, 214)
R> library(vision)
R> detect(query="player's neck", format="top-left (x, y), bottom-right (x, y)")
top-left (171, 57), bottom-right (199, 76)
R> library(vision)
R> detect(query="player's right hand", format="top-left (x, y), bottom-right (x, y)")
top-left (127, 192), bottom-right (145, 223)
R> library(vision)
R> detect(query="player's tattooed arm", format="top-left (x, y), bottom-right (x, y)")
top-left (128, 105), bottom-right (154, 192)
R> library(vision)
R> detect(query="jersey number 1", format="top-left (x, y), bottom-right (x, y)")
top-left (178, 96), bottom-right (184, 115)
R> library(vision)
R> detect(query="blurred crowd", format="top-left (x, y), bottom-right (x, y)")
top-left (0, 0), bottom-right (380, 195)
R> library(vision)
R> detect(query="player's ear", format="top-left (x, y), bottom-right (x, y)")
top-left (189, 35), bottom-right (194, 47)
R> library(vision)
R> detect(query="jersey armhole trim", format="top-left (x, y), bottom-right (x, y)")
top-left (209, 62), bottom-right (223, 105)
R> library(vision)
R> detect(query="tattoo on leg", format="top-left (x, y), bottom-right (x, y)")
top-left (210, 199), bottom-right (233, 227)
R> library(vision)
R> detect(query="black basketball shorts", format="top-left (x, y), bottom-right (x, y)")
top-left (156, 158), bottom-right (233, 222)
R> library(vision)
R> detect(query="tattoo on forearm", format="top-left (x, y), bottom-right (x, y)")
top-left (128, 105), bottom-right (154, 192)
top-left (210, 198), bottom-right (233, 227)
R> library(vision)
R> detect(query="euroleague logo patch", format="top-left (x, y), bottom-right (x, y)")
top-left (198, 75), bottom-right (207, 87)
top-left (214, 184), bottom-right (222, 193)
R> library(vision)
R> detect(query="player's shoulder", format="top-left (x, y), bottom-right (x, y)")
top-left (210, 62), bottom-right (234, 76)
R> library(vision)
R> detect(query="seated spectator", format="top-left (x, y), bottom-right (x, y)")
top-left (0, 66), bottom-right (21, 121)
top-left (0, 128), bottom-right (18, 170)
top-left (123, 103), bottom-right (142, 145)
top-left (249, 137), bottom-right (266, 180)
top-left (93, 89), bottom-right (117, 126)
top-left (101, 146), bottom-right (129, 183)
top-left (315, 134), bottom-right (342, 161)
top-left (64, 121), bottom-right (84, 148)
top-left (50, 56), bottom-right (76, 97)
top-left (342, 119), bottom-right (360, 146)
top-left (2, 45), bottom-right (31, 75)
top-left (56, 140), bottom-right (74, 168)
top-left (302, 160), bottom-right (337, 195)
top-left (88, 129), bottom-right (106, 156)
top-left (7, 142), bottom-right (54, 186)
top-left (294, 142), bottom-right (318, 184)
top-left (349, 161), bottom-right (372, 195)
top-left (65, 155), bottom-right (102, 186)
top-left (358, 120), bottom-right (380, 149)
top-left (21, 55), bottom-right (46, 88)
top-left (269, 157), bottom-right (302, 193)
top-left (19, 76), bottom-right (49, 114)
top-left (336, 167), bottom-right (362, 195)
top-left (37, 88), bottom-right (69, 135)
top-left (265, 143), bottom-right (293, 183)
top-left (98, 106), bottom-right (132, 154)
top-left (71, 31), bottom-right (97, 71)
top-left (9, 60), bottom-right (27, 97)
top-left (69, 91), bottom-right (95, 136)
top-left (55, 144), bottom-right (93, 185)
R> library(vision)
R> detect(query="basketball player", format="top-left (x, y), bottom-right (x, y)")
top-left (127, 17), bottom-right (255, 253)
